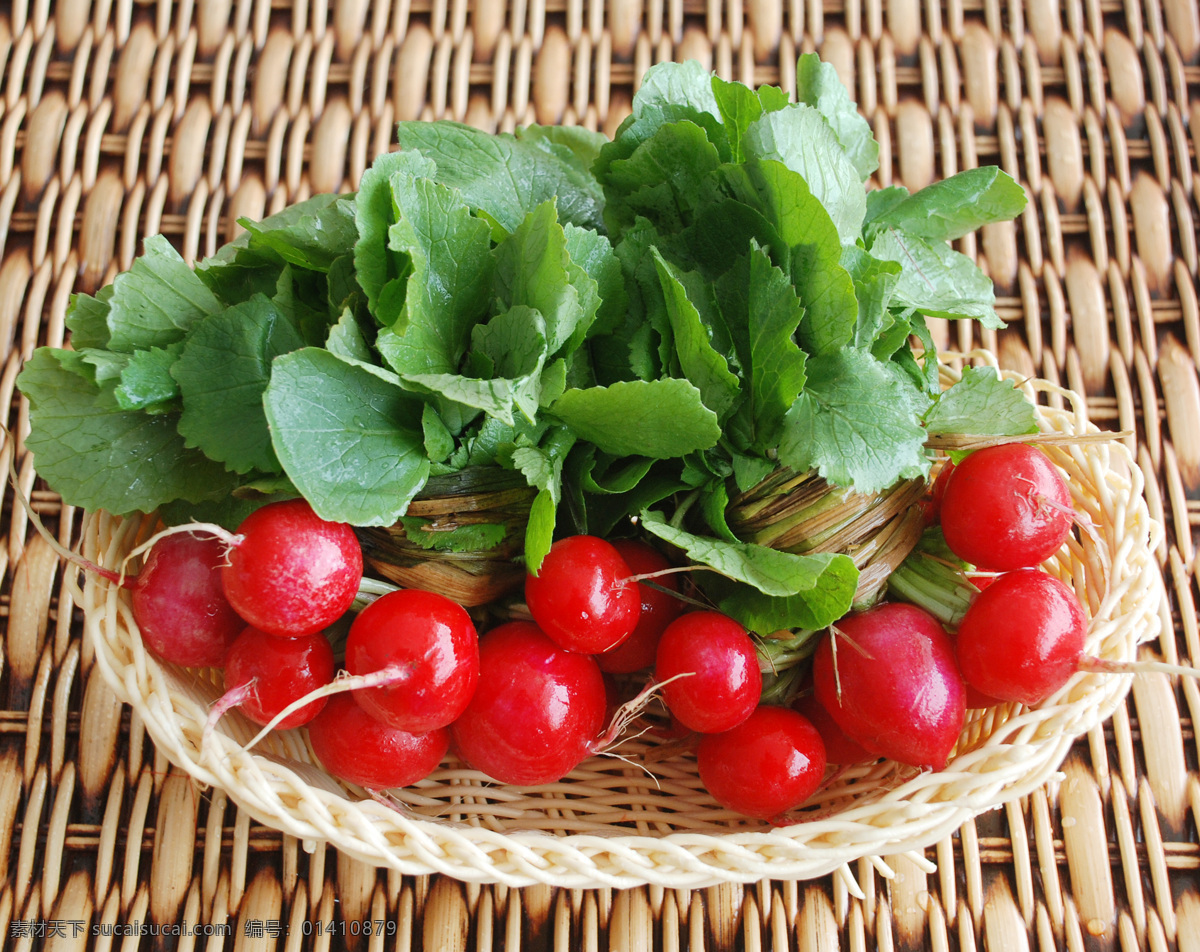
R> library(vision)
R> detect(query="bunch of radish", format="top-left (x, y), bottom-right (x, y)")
top-left (805, 442), bottom-right (1099, 777)
top-left (85, 438), bottom-right (1129, 823)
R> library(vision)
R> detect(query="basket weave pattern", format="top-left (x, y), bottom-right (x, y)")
top-left (3, 0), bottom-right (1200, 943)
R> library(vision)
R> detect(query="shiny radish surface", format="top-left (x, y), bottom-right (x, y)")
top-left (525, 535), bottom-right (641, 654)
top-left (939, 443), bottom-right (1074, 571)
top-left (345, 588), bottom-right (479, 733)
top-left (308, 693), bottom-right (450, 790)
top-left (813, 602), bottom-right (966, 770)
top-left (221, 498), bottom-right (363, 638)
top-left (450, 621), bottom-right (607, 786)
top-left (222, 626), bottom-right (336, 729)
top-left (130, 533), bottom-right (245, 668)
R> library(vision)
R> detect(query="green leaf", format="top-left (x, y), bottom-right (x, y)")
top-left (595, 60), bottom-right (729, 190)
top-left (263, 348), bottom-right (431, 525)
top-left (239, 194), bottom-right (358, 273)
top-left (172, 294), bottom-right (306, 474)
top-left (653, 251), bottom-right (740, 421)
top-left (864, 186), bottom-right (910, 225)
top-left (65, 285), bottom-right (115, 350)
top-left (396, 121), bottom-right (605, 232)
top-left (387, 167), bottom-right (494, 348)
top-left (326, 307), bottom-right (375, 363)
top-left (869, 228), bottom-right (1004, 328)
top-left (113, 343), bottom-right (184, 413)
top-left (516, 124), bottom-right (608, 173)
top-left (404, 306), bottom-right (548, 426)
top-left (564, 224), bottom-right (628, 337)
top-left (923, 365), bottom-right (1039, 438)
top-left (353, 150), bottom-right (431, 322)
top-left (721, 159), bottom-right (858, 354)
top-left (841, 245), bottom-right (902, 349)
top-left (639, 511), bottom-right (858, 627)
top-left (712, 75), bottom-right (765, 163)
top-left (778, 348), bottom-right (931, 492)
top-left (743, 106), bottom-right (866, 244)
top-left (793, 53), bottom-right (879, 182)
top-left (421, 404), bottom-right (455, 463)
top-left (739, 246), bottom-right (809, 449)
top-left (493, 202), bottom-right (591, 356)
top-left (550, 379), bottom-right (721, 458)
top-left (17, 348), bottom-right (236, 515)
top-left (602, 120), bottom-right (724, 235)
top-left (713, 566), bottom-right (859, 633)
top-left (524, 488), bottom-right (557, 575)
top-left (105, 235), bottom-right (222, 352)
top-left (397, 517), bottom-right (508, 552)
top-left (869, 167), bottom-right (1028, 242)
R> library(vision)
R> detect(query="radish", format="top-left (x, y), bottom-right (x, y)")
top-left (127, 533), bottom-right (245, 667)
top-left (697, 705), bottom-right (827, 820)
top-left (449, 621), bottom-right (608, 786)
top-left (791, 691), bottom-right (872, 765)
top-left (812, 602), bottom-right (966, 770)
top-left (954, 568), bottom-right (1088, 705)
top-left (938, 443), bottom-right (1074, 571)
top-left (595, 539), bottom-right (683, 673)
top-left (220, 498), bottom-right (363, 638)
top-left (919, 459), bottom-right (956, 527)
top-left (525, 535), bottom-right (641, 654)
top-left (308, 693), bottom-right (449, 790)
top-left (220, 626), bottom-right (336, 729)
top-left (654, 611), bottom-right (762, 734)
top-left (344, 588), bottom-right (479, 733)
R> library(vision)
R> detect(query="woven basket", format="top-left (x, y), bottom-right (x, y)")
top-left (75, 360), bottom-right (1163, 890)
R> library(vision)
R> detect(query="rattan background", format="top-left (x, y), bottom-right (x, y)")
top-left (1, 0), bottom-right (1198, 948)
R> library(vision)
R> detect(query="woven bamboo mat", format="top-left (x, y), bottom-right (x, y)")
top-left (1, 0), bottom-right (1199, 948)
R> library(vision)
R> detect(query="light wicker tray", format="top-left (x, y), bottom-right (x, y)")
top-left (78, 368), bottom-right (1164, 890)
top-left (4, 0), bottom-right (1200, 946)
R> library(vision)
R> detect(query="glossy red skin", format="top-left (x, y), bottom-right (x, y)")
top-left (920, 459), bottom-right (957, 526)
top-left (308, 693), bottom-right (449, 789)
top-left (955, 568), bottom-right (1088, 706)
top-left (654, 611), bottom-right (762, 734)
top-left (697, 706), bottom-right (827, 819)
top-left (813, 603), bottom-right (966, 770)
top-left (223, 626), bottom-right (335, 729)
top-left (222, 498), bottom-right (363, 638)
top-left (345, 588), bottom-right (479, 733)
top-left (596, 540), bottom-right (683, 673)
top-left (131, 533), bottom-right (244, 667)
top-left (939, 444), bottom-right (1073, 571)
top-left (449, 621), bottom-right (607, 786)
top-left (525, 535), bottom-right (641, 654)
top-left (791, 692), bottom-right (873, 765)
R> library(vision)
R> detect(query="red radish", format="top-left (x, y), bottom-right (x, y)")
top-left (920, 459), bottom-right (956, 526)
top-left (791, 692), bottom-right (872, 765)
top-left (221, 498), bottom-right (363, 638)
top-left (221, 626), bottom-right (336, 729)
top-left (938, 443), bottom-right (1074, 571)
top-left (450, 621), bottom-right (608, 785)
top-left (697, 705), bottom-right (827, 820)
top-left (595, 539), bottom-right (683, 673)
top-left (654, 611), bottom-right (762, 734)
top-left (129, 533), bottom-right (245, 667)
top-left (525, 535), bottom-right (641, 654)
top-left (954, 568), bottom-right (1088, 706)
top-left (308, 693), bottom-right (449, 789)
top-left (345, 588), bottom-right (479, 733)
top-left (813, 602), bottom-right (966, 770)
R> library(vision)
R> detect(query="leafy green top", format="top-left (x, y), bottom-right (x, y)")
top-left (18, 56), bottom-right (1034, 634)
